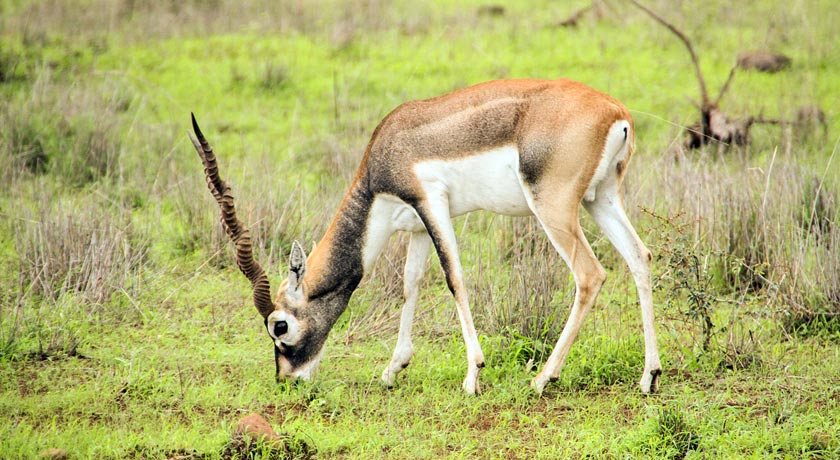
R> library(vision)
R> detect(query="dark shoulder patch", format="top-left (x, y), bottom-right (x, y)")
top-left (518, 140), bottom-right (552, 185)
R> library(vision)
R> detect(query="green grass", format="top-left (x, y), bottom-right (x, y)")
top-left (2, 301), bottom-right (838, 458)
top-left (1, 0), bottom-right (840, 458)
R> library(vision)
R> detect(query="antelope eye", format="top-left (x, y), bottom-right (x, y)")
top-left (273, 320), bottom-right (288, 337)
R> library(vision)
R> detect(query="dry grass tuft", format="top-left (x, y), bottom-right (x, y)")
top-left (14, 193), bottom-right (146, 306)
top-left (0, 71), bottom-right (133, 187)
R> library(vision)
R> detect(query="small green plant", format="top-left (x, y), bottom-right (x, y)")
top-left (501, 328), bottom-right (551, 369)
top-left (648, 209), bottom-right (717, 352)
top-left (221, 434), bottom-right (315, 460)
top-left (630, 406), bottom-right (701, 459)
top-left (562, 336), bottom-right (645, 389)
top-left (0, 47), bottom-right (24, 83)
top-left (654, 407), bottom-right (701, 459)
top-left (260, 63), bottom-right (290, 91)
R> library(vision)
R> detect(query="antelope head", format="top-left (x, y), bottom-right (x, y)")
top-left (188, 114), bottom-right (328, 382)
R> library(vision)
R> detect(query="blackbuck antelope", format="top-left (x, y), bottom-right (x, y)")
top-left (189, 78), bottom-right (662, 395)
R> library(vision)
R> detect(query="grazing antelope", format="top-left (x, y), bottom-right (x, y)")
top-left (189, 78), bottom-right (662, 395)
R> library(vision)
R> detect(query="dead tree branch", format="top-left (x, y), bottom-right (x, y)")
top-left (713, 64), bottom-right (738, 107)
top-left (629, 0), bottom-right (710, 108)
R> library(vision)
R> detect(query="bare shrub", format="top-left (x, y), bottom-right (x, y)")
top-left (630, 2), bottom-right (805, 151)
top-left (468, 214), bottom-right (574, 341)
top-left (648, 210), bottom-right (717, 351)
top-left (340, 232), bottom-right (410, 343)
top-left (14, 193), bottom-right (146, 305)
top-left (781, 177), bottom-right (840, 336)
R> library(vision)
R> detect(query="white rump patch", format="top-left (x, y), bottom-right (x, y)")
top-left (584, 120), bottom-right (631, 202)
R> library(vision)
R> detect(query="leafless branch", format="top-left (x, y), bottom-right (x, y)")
top-left (629, 0), bottom-right (710, 107)
top-left (713, 64), bottom-right (738, 106)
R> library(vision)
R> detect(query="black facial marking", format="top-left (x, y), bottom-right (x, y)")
top-left (274, 344), bottom-right (281, 379)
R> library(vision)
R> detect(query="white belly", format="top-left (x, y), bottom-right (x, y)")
top-left (361, 146), bottom-right (532, 273)
top-left (413, 145), bottom-right (532, 217)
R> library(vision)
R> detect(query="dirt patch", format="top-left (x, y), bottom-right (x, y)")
top-left (221, 434), bottom-right (314, 460)
top-left (468, 412), bottom-right (500, 432)
top-left (39, 448), bottom-right (67, 460)
top-left (221, 412), bottom-right (315, 460)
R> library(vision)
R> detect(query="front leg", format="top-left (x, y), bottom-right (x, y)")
top-left (382, 231), bottom-right (431, 387)
top-left (415, 198), bottom-right (485, 395)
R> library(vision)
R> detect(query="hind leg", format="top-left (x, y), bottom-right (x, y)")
top-left (584, 190), bottom-right (662, 393)
top-left (523, 185), bottom-right (606, 394)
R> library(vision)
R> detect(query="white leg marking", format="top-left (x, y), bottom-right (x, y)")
top-left (584, 191), bottom-right (662, 393)
top-left (382, 231), bottom-right (431, 387)
top-left (419, 195), bottom-right (485, 395)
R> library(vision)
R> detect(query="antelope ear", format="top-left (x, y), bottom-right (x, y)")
top-left (287, 240), bottom-right (307, 297)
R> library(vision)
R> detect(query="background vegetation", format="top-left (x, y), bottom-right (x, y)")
top-left (1, 0), bottom-right (838, 458)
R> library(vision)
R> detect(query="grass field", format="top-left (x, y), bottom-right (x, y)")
top-left (1, 0), bottom-right (839, 458)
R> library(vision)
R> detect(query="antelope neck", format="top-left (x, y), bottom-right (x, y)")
top-left (300, 177), bottom-right (373, 321)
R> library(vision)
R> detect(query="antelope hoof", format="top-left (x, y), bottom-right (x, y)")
top-left (640, 368), bottom-right (662, 394)
top-left (531, 373), bottom-right (549, 395)
top-left (381, 368), bottom-right (396, 388)
top-left (462, 366), bottom-right (482, 395)
top-left (382, 361), bottom-right (409, 388)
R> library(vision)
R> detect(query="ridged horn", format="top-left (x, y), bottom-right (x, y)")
top-left (188, 113), bottom-right (276, 319)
